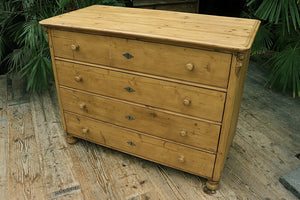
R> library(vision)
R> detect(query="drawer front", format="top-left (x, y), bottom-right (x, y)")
top-left (56, 61), bottom-right (226, 122)
top-left (60, 88), bottom-right (220, 152)
top-left (64, 113), bottom-right (215, 178)
top-left (52, 30), bottom-right (231, 88)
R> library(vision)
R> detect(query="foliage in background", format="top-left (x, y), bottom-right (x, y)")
top-left (0, 0), bottom-right (124, 92)
top-left (244, 0), bottom-right (300, 98)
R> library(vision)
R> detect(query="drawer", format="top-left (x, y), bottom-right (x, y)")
top-left (56, 61), bottom-right (226, 122)
top-left (64, 112), bottom-right (215, 178)
top-left (52, 30), bottom-right (232, 88)
top-left (60, 87), bottom-right (221, 152)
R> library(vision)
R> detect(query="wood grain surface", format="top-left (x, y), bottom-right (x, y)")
top-left (64, 112), bottom-right (216, 178)
top-left (30, 93), bottom-right (84, 199)
top-left (213, 51), bottom-right (251, 181)
top-left (41, 5), bottom-right (262, 192)
top-left (59, 87), bottom-right (221, 152)
top-left (1, 61), bottom-right (299, 199)
top-left (0, 76), bottom-right (8, 200)
top-left (40, 5), bottom-right (260, 52)
top-left (55, 60), bottom-right (226, 122)
top-left (7, 91), bottom-right (44, 199)
top-left (52, 29), bottom-right (232, 88)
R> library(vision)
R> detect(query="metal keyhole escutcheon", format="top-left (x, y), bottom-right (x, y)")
top-left (123, 53), bottom-right (134, 59)
top-left (124, 87), bottom-right (135, 93)
top-left (127, 141), bottom-right (136, 146)
top-left (125, 115), bottom-right (135, 120)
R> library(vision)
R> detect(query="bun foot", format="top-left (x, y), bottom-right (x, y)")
top-left (66, 135), bottom-right (78, 144)
top-left (204, 180), bottom-right (219, 194)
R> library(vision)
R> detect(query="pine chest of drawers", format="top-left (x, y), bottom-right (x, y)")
top-left (40, 5), bottom-right (260, 192)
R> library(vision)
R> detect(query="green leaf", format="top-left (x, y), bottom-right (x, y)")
top-left (265, 42), bottom-right (300, 97)
top-left (251, 23), bottom-right (274, 55)
top-left (0, 0), bottom-right (124, 92)
top-left (248, 0), bottom-right (300, 33)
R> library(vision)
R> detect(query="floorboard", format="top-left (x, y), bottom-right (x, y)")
top-left (7, 87), bottom-right (45, 199)
top-left (0, 75), bottom-right (8, 200)
top-left (30, 93), bottom-right (84, 200)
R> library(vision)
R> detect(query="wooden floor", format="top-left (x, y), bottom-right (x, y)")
top-left (0, 61), bottom-right (299, 200)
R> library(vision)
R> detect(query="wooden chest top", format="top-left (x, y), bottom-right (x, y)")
top-left (40, 5), bottom-right (260, 52)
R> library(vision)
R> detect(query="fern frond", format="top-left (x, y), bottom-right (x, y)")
top-left (265, 42), bottom-right (300, 97)
top-left (248, 0), bottom-right (300, 33)
top-left (251, 23), bottom-right (274, 55)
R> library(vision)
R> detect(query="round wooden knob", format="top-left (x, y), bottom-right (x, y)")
top-left (183, 98), bottom-right (191, 106)
top-left (71, 44), bottom-right (79, 51)
top-left (180, 130), bottom-right (187, 137)
top-left (74, 75), bottom-right (82, 82)
top-left (238, 54), bottom-right (245, 60)
top-left (186, 63), bottom-right (194, 71)
top-left (178, 155), bottom-right (185, 163)
top-left (82, 128), bottom-right (89, 134)
top-left (79, 103), bottom-right (86, 109)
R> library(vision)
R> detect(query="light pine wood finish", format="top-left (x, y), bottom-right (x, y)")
top-left (46, 28), bottom-right (78, 145)
top-left (40, 5), bottom-right (260, 52)
top-left (52, 29), bottom-right (232, 88)
top-left (55, 60), bottom-right (226, 122)
top-left (40, 5), bottom-right (260, 192)
top-left (59, 87), bottom-right (221, 152)
top-left (2, 61), bottom-right (300, 200)
top-left (212, 51), bottom-right (251, 182)
top-left (64, 112), bottom-right (216, 178)
top-left (56, 57), bottom-right (228, 93)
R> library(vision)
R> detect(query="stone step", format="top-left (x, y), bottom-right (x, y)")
top-left (279, 168), bottom-right (300, 199)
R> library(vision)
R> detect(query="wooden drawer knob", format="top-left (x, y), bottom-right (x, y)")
top-left (74, 75), bottom-right (82, 82)
top-left (183, 98), bottom-right (191, 106)
top-left (238, 54), bottom-right (245, 60)
top-left (178, 155), bottom-right (185, 163)
top-left (186, 63), bottom-right (194, 71)
top-left (82, 128), bottom-right (89, 134)
top-left (71, 44), bottom-right (79, 51)
top-left (79, 103), bottom-right (86, 109)
top-left (180, 130), bottom-right (187, 137)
